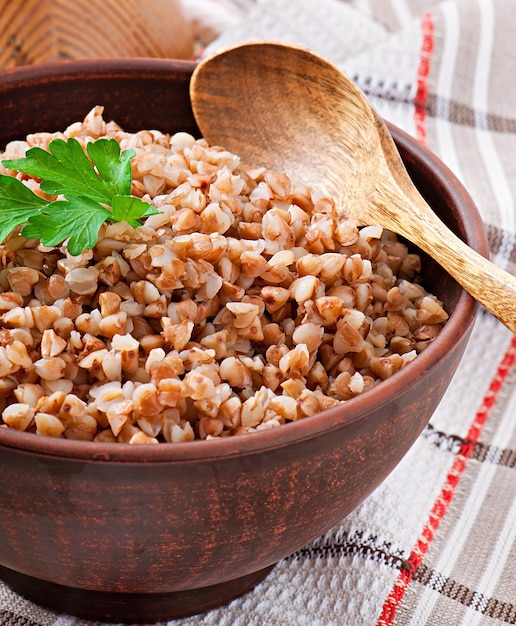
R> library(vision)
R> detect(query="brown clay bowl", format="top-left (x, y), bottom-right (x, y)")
top-left (0, 58), bottom-right (488, 623)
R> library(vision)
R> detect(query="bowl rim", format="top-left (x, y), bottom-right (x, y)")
top-left (0, 56), bottom-right (198, 83)
top-left (0, 59), bottom-right (488, 462)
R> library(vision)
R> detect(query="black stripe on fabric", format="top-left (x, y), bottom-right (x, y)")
top-left (287, 529), bottom-right (409, 571)
top-left (352, 76), bottom-right (415, 106)
top-left (347, 77), bottom-right (516, 134)
top-left (287, 533), bottom-right (516, 623)
top-left (421, 422), bottom-right (464, 455)
top-left (422, 423), bottom-right (516, 469)
top-left (413, 563), bottom-right (516, 624)
top-left (351, 79), bottom-right (516, 135)
top-left (485, 224), bottom-right (516, 271)
top-left (427, 94), bottom-right (516, 133)
top-left (0, 609), bottom-right (41, 626)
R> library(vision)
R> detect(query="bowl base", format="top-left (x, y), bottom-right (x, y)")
top-left (0, 562), bottom-right (276, 623)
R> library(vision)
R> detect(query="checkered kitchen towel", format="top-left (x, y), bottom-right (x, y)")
top-left (2, 0), bottom-right (516, 624)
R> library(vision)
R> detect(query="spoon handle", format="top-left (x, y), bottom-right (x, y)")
top-left (425, 226), bottom-right (516, 332)
top-left (379, 195), bottom-right (516, 334)
top-left (369, 117), bottom-right (516, 334)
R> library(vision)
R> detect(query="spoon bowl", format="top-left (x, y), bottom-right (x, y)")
top-left (191, 42), bottom-right (516, 333)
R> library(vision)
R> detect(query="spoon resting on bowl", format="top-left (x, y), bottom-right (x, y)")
top-left (190, 41), bottom-right (516, 334)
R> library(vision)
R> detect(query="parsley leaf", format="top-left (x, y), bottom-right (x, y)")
top-left (21, 198), bottom-right (111, 257)
top-left (4, 138), bottom-right (112, 203)
top-left (0, 136), bottom-right (158, 254)
top-left (0, 175), bottom-right (47, 243)
top-left (86, 139), bottom-right (135, 197)
top-left (111, 195), bottom-right (160, 227)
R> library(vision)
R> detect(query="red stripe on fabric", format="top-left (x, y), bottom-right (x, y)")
top-left (414, 12), bottom-right (434, 145)
top-left (377, 334), bottom-right (516, 625)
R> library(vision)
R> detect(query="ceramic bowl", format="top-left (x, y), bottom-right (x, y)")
top-left (0, 58), bottom-right (488, 623)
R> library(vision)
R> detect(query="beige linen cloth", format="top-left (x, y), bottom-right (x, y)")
top-left (2, 0), bottom-right (516, 624)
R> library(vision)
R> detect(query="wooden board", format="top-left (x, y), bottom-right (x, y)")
top-left (0, 0), bottom-right (193, 68)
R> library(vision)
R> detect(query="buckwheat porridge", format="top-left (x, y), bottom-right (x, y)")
top-left (0, 106), bottom-right (448, 443)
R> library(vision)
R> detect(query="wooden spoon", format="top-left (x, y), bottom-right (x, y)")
top-left (190, 41), bottom-right (516, 334)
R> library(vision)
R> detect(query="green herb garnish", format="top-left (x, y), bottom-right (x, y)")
top-left (0, 137), bottom-right (159, 256)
